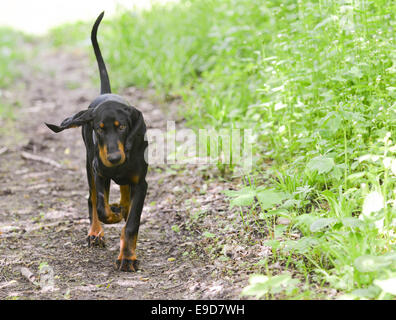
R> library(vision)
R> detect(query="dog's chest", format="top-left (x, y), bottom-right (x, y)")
top-left (111, 171), bottom-right (138, 186)
top-left (93, 159), bottom-right (139, 186)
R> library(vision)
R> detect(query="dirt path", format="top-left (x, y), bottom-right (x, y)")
top-left (0, 43), bottom-right (265, 300)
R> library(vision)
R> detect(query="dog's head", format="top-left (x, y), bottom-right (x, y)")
top-left (45, 101), bottom-right (145, 167)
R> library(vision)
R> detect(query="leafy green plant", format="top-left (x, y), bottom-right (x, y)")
top-left (242, 273), bottom-right (300, 299)
top-left (49, 0), bottom-right (396, 299)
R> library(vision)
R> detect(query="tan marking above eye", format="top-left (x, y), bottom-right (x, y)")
top-left (114, 120), bottom-right (120, 127)
top-left (99, 122), bottom-right (105, 128)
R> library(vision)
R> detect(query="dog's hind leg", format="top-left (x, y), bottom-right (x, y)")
top-left (120, 185), bottom-right (132, 220)
top-left (109, 185), bottom-right (131, 220)
top-left (86, 166), bottom-right (105, 247)
top-left (95, 175), bottom-right (124, 224)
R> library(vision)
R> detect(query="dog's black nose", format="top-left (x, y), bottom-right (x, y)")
top-left (108, 152), bottom-right (122, 164)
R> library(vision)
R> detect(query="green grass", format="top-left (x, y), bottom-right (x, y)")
top-left (48, 0), bottom-right (396, 299)
top-left (0, 27), bottom-right (30, 119)
top-left (48, 21), bottom-right (90, 48)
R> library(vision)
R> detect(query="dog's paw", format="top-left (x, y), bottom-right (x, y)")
top-left (110, 203), bottom-right (122, 214)
top-left (87, 235), bottom-right (106, 248)
top-left (110, 203), bottom-right (129, 220)
top-left (115, 258), bottom-right (138, 272)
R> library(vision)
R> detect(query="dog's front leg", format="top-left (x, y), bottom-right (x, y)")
top-left (87, 168), bottom-right (105, 247)
top-left (116, 179), bottom-right (147, 272)
top-left (95, 175), bottom-right (124, 224)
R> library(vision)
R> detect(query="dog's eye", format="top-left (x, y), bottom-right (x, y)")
top-left (118, 125), bottom-right (126, 131)
top-left (96, 127), bottom-right (104, 134)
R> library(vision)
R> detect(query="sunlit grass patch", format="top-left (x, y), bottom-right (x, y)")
top-left (0, 27), bottom-right (30, 119)
top-left (47, 21), bottom-right (91, 48)
top-left (0, 27), bottom-right (26, 88)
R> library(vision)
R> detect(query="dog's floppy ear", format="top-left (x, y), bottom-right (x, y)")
top-left (125, 108), bottom-right (146, 152)
top-left (45, 109), bottom-right (94, 133)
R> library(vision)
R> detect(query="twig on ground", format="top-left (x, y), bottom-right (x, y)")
top-left (0, 147), bottom-right (8, 155)
top-left (21, 151), bottom-right (61, 168)
top-left (20, 267), bottom-right (36, 284)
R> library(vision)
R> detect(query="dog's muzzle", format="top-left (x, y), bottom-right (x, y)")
top-left (107, 152), bottom-right (122, 164)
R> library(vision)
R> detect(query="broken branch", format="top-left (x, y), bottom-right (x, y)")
top-left (21, 151), bottom-right (61, 168)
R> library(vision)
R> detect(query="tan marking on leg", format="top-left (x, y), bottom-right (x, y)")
top-left (118, 226), bottom-right (137, 261)
top-left (120, 185), bottom-right (131, 220)
top-left (130, 175), bottom-right (139, 184)
top-left (102, 187), bottom-right (123, 224)
top-left (88, 175), bottom-right (104, 240)
top-left (117, 226), bottom-right (126, 262)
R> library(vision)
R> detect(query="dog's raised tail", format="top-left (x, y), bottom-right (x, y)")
top-left (91, 11), bottom-right (111, 94)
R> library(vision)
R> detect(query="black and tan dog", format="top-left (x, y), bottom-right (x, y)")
top-left (45, 12), bottom-right (148, 272)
